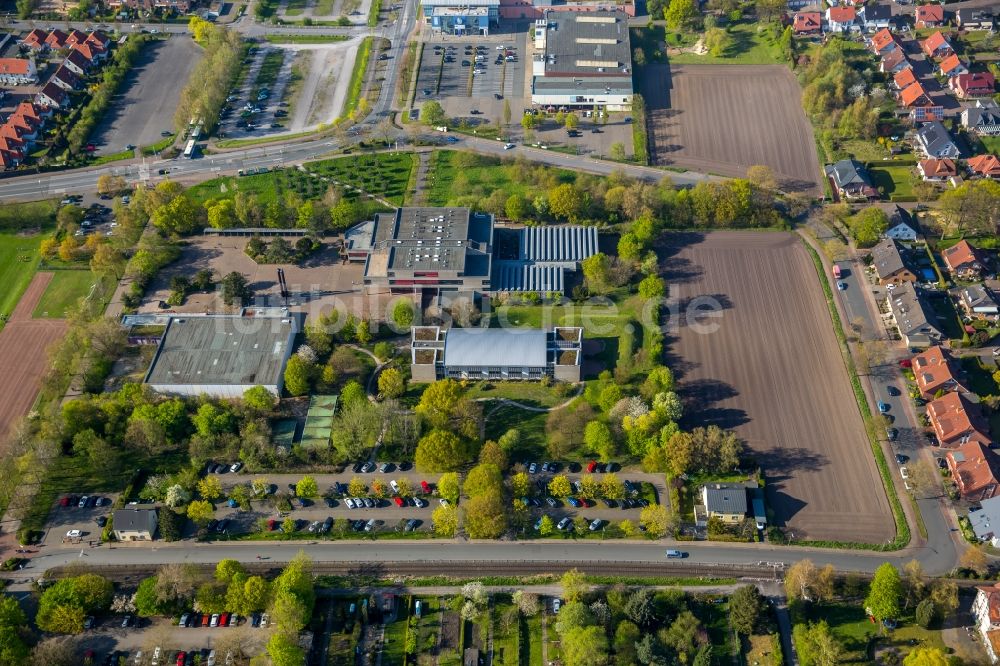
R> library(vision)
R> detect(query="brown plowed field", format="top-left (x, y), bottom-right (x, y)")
top-left (661, 231), bottom-right (893, 542)
top-left (641, 64), bottom-right (822, 195)
top-left (0, 272), bottom-right (67, 444)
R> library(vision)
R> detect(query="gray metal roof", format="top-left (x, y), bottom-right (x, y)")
top-left (443, 328), bottom-right (547, 368)
top-left (824, 159), bottom-right (871, 189)
top-left (145, 315), bottom-right (296, 388)
top-left (492, 262), bottom-right (565, 292)
top-left (531, 78), bottom-right (634, 95)
top-left (113, 509), bottom-right (157, 533)
top-left (520, 225), bottom-right (598, 262)
top-left (365, 207), bottom-right (494, 275)
top-left (702, 484), bottom-right (748, 515)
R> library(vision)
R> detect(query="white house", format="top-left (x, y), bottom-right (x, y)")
top-left (973, 582), bottom-right (1000, 663)
top-left (883, 205), bottom-right (919, 241)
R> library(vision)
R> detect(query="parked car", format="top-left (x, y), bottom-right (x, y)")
top-left (557, 517), bottom-right (572, 530)
top-left (229, 462), bottom-right (242, 473)
top-left (877, 401), bottom-right (889, 413)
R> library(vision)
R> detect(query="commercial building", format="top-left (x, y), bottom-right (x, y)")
top-left (531, 10), bottom-right (633, 111)
top-left (144, 312), bottom-right (298, 398)
top-left (410, 325), bottom-right (583, 382)
top-left (420, 0), bottom-right (499, 34)
top-left (113, 509), bottom-right (158, 541)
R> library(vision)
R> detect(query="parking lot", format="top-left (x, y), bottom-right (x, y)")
top-left (218, 46), bottom-right (295, 141)
top-left (92, 36), bottom-right (203, 155)
top-left (42, 493), bottom-right (117, 548)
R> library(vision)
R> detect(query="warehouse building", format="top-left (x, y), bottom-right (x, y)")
top-left (531, 10), bottom-right (633, 111)
top-left (492, 225), bottom-right (598, 292)
top-left (144, 313), bottom-right (298, 398)
top-left (420, 0), bottom-right (499, 33)
top-left (410, 325), bottom-right (583, 382)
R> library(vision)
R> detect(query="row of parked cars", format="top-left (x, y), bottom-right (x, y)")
top-left (350, 461), bottom-right (413, 474)
top-left (205, 461), bottom-right (243, 474)
top-left (537, 516), bottom-right (607, 532)
top-left (58, 495), bottom-right (110, 508)
top-left (178, 611), bottom-right (268, 628)
top-left (526, 461), bottom-right (622, 474)
top-left (133, 646), bottom-right (233, 666)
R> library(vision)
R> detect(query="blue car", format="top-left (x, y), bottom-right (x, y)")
top-left (877, 401), bottom-right (889, 413)
top-left (445, 136), bottom-right (459, 143)
top-left (567, 497), bottom-right (581, 508)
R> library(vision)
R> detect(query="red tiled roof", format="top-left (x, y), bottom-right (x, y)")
top-left (22, 29), bottom-right (46, 46)
top-left (943, 239), bottom-right (983, 272)
top-left (947, 441), bottom-right (1000, 499)
top-left (794, 12), bottom-right (822, 32)
top-left (951, 72), bottom-right (996, 97)
top-left (0, 59), bottom-right (33, 76)
top-left (894, 68), bottom-right (917, 89)
top-left (916, 3), bottom-right (944, 24)
top-left (14, 102), bottom-right (44, 121)
top-left (0, 135), bottom-right (24, 153)
top-left (71, 42), bottom-right (100, 61)
top-left (919, 158), bottom-right (957, 179)
top-left (927, 391), bottom-right (991, 446)
top-left (87, 30), bottom-right (110, 47)
top-left (922, 31), bottom-right (952, 56)
top-left (900, 81), bottom-right (929, 106)
top-left (44, 29), bottom-right (68, 47)
top-left (912, 346), bottom-right (964, 398)
top-left (872, 28), bottom-right (896, 52)
top-left (882, 49), bottom-right (909, 72)
top-left (828, 6), bottom-right (856, 22)
top-left (65, 29), bottom-right (88, 47)
top-left (940, 53), bottom-right (964, 75)
top-left (968, 155), bottom-right (1000, 178)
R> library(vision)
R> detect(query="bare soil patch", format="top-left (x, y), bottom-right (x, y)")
top-left (641, 64), bottom-right (821, 194)
top-left (661, 231), bottom-right (893, 542)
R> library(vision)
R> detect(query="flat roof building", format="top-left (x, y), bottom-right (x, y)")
top-left (531, 10), bottom-right (633, 111)
top-left (420, 0), bottom-right (498, 34)
top-left (411, 325), bottom-right (582, 382)
top-left (144, 313), bottom-right (298, 398)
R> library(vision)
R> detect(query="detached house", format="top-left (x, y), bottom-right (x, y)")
top-left (951, 73), bottom-right (997, 100)
top-left (860, 4), bottom-right (892, 31)
top-left (963, 102), bottom-right (1000, 137)
top-left (956, 9), bottom-right (994, 31)
top-left (826, 6), bottom-right (858, 32)
top-left (698, 484), bottom-right (749, 524)
top-left (918, 158), bottom-right (958, 182)
top-left (927, 391), bottom-right (992, 447)
top-left (943, 239), bottom-right (987, 279)
top-left (870, 28), bottom-right (899, 55)
top-left (894, 67), bottom-right (918, 91)
top-left (36, 81), bottom-right (67, 109)
top-left (884, 205), bottom-right (919, 241)
top-left (872, 238), bottom-right (918, 284)
top-left (914, 121), bottom-right (961, 159)
top-left (960, 283), bottom-right (1000, 319)
top-left (825, 159), bottom-right (878, 201)
top-left (886, 281), bottom-right (943, 348)
top-left (915, 3), bottom-right (945, 28)
top-left (947, 441), bottom-right (1000, 500)
top-left (0, 58), bottom-right (37, 85)
top-left (973, 582), bottom-right (1000, 663)
top-left (922, 31), bottom-right (954, 59)
top-left (939, 54), bottom-right (968, 77)
top-left (912, 346), bottom-right (967, 399)
top-left (793, 12), bottom-right (822, 36)
top-left (968, 155), bottom-right (1000, 180)
top-left (112, 509), bottom-right (158, 541)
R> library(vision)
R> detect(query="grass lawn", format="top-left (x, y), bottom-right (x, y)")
top-left (308, 151), bottom-right (415, 206)
top-left (665, 22), bottom-right (787, 65)
top-left (745, 634), bottom-right (782, 666)
top-left (526, 613), bottom-right (543, 666)
top-left (692, 598), bottom-right (738, 662)
top-left (0, 232), bottom-right (44, 326)
top-left (484, 405), bottom-right (548, 459)
top-left (926, 293), bottom-right (965, 341)
top-left (382, 608), bottom-right (409, 666)
top-left (415, 597), bottom-right (440, 657)
top-left (492, 600), bottom-right (519, 666)
top-left (33, 270), bottom-right (97, 318)
top-left (314, 0), bottom-right (334, 13)
top-left (960, 355), bottom-right (998, 397)
top-left (977, 135), bottom-right (1000, 155)
top-left (426, 150), bottom-right (577, 207)
top-left (841, 139), bottom-right (890, 162)
top-left (284, 0), bottom-right (307, 15)
top-left (0, 199), bottom-right (58, 233)
top-left (464, 381), bottom-right (568, 409)
top-left (868, 165), bottom-right (915, 200)
top-left (255, 49), bottom-right (286, 93)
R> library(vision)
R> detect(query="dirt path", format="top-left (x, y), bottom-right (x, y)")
top-left (285, 40), bottom-right (363, 132)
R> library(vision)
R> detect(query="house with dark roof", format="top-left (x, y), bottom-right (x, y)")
top-left (960, 283), bottom-right (1000, 319)
top-left (952, 73), bottom-right (997, 100)
top-left (914, 121), bottom-right (961, 159)
top-left (64, 29), bottom-right (88, 48)
top-left (63, 49), bottom-right (90, 76)
top-left (940, 54), bottom-right (968, 77)
top-left (881, 48), bottom-right (911, 74)
top-left (943, 240), bottom-right (986, 279)
top-left (35, 81), bottom-right (67, 108)
top-left (860, 4), bottom-right (892, 31)
top-left (947, 441), bottom-right (1000, 500)
top-left (968, 155), bottom-right (1000, 180)
top-left (927, 391), bottom-right (991, 447)
top-left (886, 281), bottom-right (943, 348)
top-left (884, 205), bottom-right (919, 241)
top-left (112, 508), bottom-right (158, 541)
top-left (963, 101), bottom-right (1000, 136)
top-left (51, 65), bottom-right (81, 91)
top-left (872, 238), bottom-right (918, 284)
top-left (918, 157), bottom-right (958, 182)
top-left (72, 41), bottom-right (106, 63)
top-left (922, 31), bottom-right (953, 58)
top-left (44, 29), bottom-right (68, 49)
top-left (825, 159), bottom-right (878, 201)
top-left (826, 6), bottom-right (858, 31)
top-left (957, 8), bottom-right (994, 30)
top-left (915, 3), bottom-right (945, 28)
top-left (700, 484), bottom-right (749, 524)
top-left (793, 12), bottom-right (822, 36)
top-left (973, 582), bottom-right (1000, 663)
top-left (912, 346), bottom-right (967, 399)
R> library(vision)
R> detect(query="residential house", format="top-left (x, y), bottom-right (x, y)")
top-left (922, 31), bottom-right (954, 59)
top-left (21, 29), bottom-right (47, 50)
top-left (700, 484), bottom-right (749, 524)
top-left (973, 582), bottom-right (1000, 663)
top-left (825, 159), bottom-right (879, 201)
top-left (927, 391), bottom-right (992, 447)
top-left (793, 12), bottom-right (823, 36)
top-left (951, 73), bottom-right (997, 100)
top-left (886, 281), bottom-right (943, 347)
top-left (918, 157), bottom-right (958, 182)
top-left (914, 121), bottom-right (961, 159)
top-left (0, 149), bottom-right (21, 170)
top-left (960, 283), bottom-right (1000, 319)
top-left (860, 4), bottom-right (892, 31)
top-left (63, 49), bottom-right (90, 77)
top-left (872, 238), bottom-right (918, 284)
top-left (0, 59), bottom-right (37, 85)
top-left (911, 105), bottom-right (945, 123)
top-left (943, 239), bottom-right (987, 279)
top-left (86, 31), bottom-right (111, 50)
top-left (12, 102), bottom-right (49, 124)
top-left (900, 81), bottom-right (932, 108)
top-left (0, 134), bottom-right (25, 160)
top-left (112, 509), bottom-right (158, 541)
top-left (6, 113), bottom-right (38, 142)
top-left (43, 29), bottom-right (68, 49)
top-left (826, 6), bottom-right (858, 32)
top-left (970, 496), bottom-right (1000, 548)
top-left (947, 441), bottom-right (1000, 500)
top-left (940, 54), bottom-right (968, 77)
top-left (963, 101), bottom-right (1000, 136)
top-left (968, 154), bottom-right (1000, 180)
top-left (72, 41), bottom-right (106, 63)
top-left (956, 8), bottom-right (994, 30)
top-left (894, 67), bottom-right (918, 91)
top-left (50, 65), bottom-right (80, 91)
top-left (0, 120), bottom-right (33, 147)
top-left (36, 81), bottom-right (67, 108)
top-left (884, 205), bottom-right (920, 241)
top-left (912, 346), bottom-right (967, 399)
top-left (915, 3), bottom-right (945, 28)
top-left (871, 28), bottom-right (899, 55)
top-left (64, 29), bottom-right (88, 48)
top-left (881, 49), bottom-right (912, 74)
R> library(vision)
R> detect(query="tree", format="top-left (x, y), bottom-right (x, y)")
top-left (391, 299), bottom-right (415, 329)
top-left (462, 491), bottom-right (507, 539)
top-left (438, 472), bottom-right (460, 504)
top-left (937, 180), bottom-right (1000, 238)
top-left (847, 207), bottom-right (889, 248)
top-left (785, 559), bottom-right (818, 601)
top-left (639, 504), bottom-right (673, 538)
top-left (295, 476), bottom-right (319, 498)
top-left (903, 648), bottom-right (949, 666)
top-left (97, 174), bottom-right (127, 196)
top-left (610, 142), bottom-right (627, 162)
top-left (415, 429), bottom-right (468, 472)
top-left (30, 636), bottom-right (80, 666)
top-left (187, 500), bottom-right (214, 526)
top-left (794, 621), bottom-right (843, 666)
top-left (283, 355), bottom-right (315, 397)
top-left (915, 598), bottom-right (935, 629)
top-left (463, 463), bottom-right (502, 499)
top-left (90, 244), bottom-right (125, 279)
top-left (432, 504), bottom-right (458, 537)
top-left (220, 271), bottom-right (251, 306)
top-left (960, 546), bottom-right (989, 576)
top-left (267, 632), bottom-right (306, 666)
top-left (420, 100), bottom-right (446, 126)
top-left (548, 183), bottom-right (584, 222)
top-left (665, 0), bottom-right (699, 30)
top-left (415, 379), bottom-right (479, 439)
top-left (243, 385), bottom-right (277, 412)
top-left (704, 27), bottom-right (732, 57)
top-left (538, 514), bottom-right (555, 536)
top-left (729, 585), bottom-right (765, 635)
top-left (561, 568), bottom-right (587, 603)
top-left (503, 99), bottom-right (511, 127)
top-left (378, 368), bottom-right (405, 399)
top-left (165, 485), bottom-right (191, 508)
top-left (340, 380), bottom-right (367, 409)
top-left (513, 590), bottom-right (540, 616)
top-left (564, 113), bottom-right (579, 130)
top-left (548, 475), bottom-right (573, 498)
top-left (584, 422), bottom-right (616, 462)
top-left (505, 193), bottom-right (528, 221)
top-left (478, 440), bottom-right (507, 471)
top-left (865, 562), bottom-right (902, 622)
top-left (624, 589), bottom-right (655, 628)
top-left (563, 625), bottom-right (608, 666)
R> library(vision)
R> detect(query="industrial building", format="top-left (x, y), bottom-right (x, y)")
top-left (420, 0), bottom-right (499, 33)
top-left (531, 10), bottom-right (633, 111)
top-left (344, 207), bottom-right (599, 298)
top-left (144, 313), bottom-right (298, 398)
top-left (410, 325), bottom-right (583, 382)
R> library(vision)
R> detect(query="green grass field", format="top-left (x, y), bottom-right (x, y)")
top-left (0, 233), bottom-right (44, 324)
top-left (342, 37), bottom-right (373, 121)
top-left (33, 270), bottom-right (97, 318)
top-left (426, 150), bottom-right (577, 207)
top-left (0, 199), bottom-right (58, 233)
top-left (255, 49), bottom-right (286, 93)
top-left (869, 165), bottom-right (915, 200)
top-left (665, 22), bottom-right (787, 65)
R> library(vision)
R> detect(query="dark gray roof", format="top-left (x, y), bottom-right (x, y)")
top-left (961, 283), bottom-right (999, 311)
top-left (145, 315), bottom-right (296, 388)
top-left (113, 509), bottom-right (157, 533)
top-left (520, 225), bottom-right (598, 262)
top-left (872, 238), bottom-right (908, 279)
top-left (492, 262), bottom-right (566, 292)
top-left (888, 205), bottom-right (918, 234)
top-left (702, 484), bottom-right (748, 515)
top-left (915, 121), bottom-right (960, 157)
top-left (365, 207), bottom-right (494, 274)
top-left (863, 4), bottom-right (891, 21)
top-left (824, 159), bottom-right (871, 189)
top-left (443, 328), bottom-right (547, 368)
top-left (887, 282), bottom-right (943, 342)
top-left (962, 106), bottom-right (1000, 130)
top-left (541, 11), bottom-right (632, 78)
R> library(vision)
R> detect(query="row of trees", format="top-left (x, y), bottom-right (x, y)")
top-left (176, 19), bottom-right (243, 135)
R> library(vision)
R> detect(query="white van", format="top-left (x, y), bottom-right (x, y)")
top-left (665, 549), bottom-right (684, 559)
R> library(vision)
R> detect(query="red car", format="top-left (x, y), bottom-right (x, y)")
top-left (586, 461), bottom-right (597, 473)
top-left (176, 651), bottom-right (186, 666)
top-left (59, 497), bottom-right (70, 507)
top-left (201, 614), bottom-right (210, 627)
top-left (420, 481), bottom-right (431, 495)
top-left (393, 496), bottom-right (404, 507)
top-left (85, 144), bottom-right (96, 152)
top-left (219, 613), bottom-right (229, 627)
top-left (267, 518), bottom-right (277, 531)
top-left (899, 359), bottom-right (912, 368)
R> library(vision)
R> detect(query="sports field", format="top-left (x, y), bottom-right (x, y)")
top-left (661, 231), bottom-right (893, 543)
top-left (0, 233), bottom-right (43, 329)
top-left (33, 270), bottom-right (97, 318)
